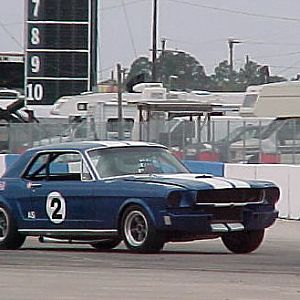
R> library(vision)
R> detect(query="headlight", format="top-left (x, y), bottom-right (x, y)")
top-left (264, 187), bottom-right (280, 205)
top-left (167, 191), bottom-right (182, 208)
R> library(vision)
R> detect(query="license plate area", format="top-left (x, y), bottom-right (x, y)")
top-left (206, 206), bottom-right (243, 223)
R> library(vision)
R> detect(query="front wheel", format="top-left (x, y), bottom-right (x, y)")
top-left (0, 205), bottom-right (26, 250)
top-left (221, 230), bottom-right (265, 254)
top-left (121, 205), bottom-right (164, 253)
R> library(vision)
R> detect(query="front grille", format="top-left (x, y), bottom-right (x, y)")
top-left (196, 188), bottom-right (263, 205)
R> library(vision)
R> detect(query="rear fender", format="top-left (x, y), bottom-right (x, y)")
top-left (0, 195), bottom-right (26, 228)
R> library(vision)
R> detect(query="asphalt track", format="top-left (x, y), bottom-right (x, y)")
top-left (0, 219), bottom-right (299, 300)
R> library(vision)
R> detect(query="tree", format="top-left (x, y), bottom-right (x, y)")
top-left (209, 60), bottom-right (240, 91)
top-left (125, 56), bottom-right (152, 88)
top-left (125, 54), bottom-right (288, 92)
top-left (210, 60), bottom-right (287, 92)
top-left (126, 52), bottom-right (211, 91)
top-left (156, 51), bottom-right (210, 91)
top-left (238, 60), bottom-right (263, 89)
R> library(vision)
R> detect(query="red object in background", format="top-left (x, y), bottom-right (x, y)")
top-left (259, 153), bottom-right (281, 164)
top-left (16, 147), bottom-right (27, 154)
top-left (172, 150), bottom-right (184, 160)
top-left (196, 151), bottom-right (220, 161)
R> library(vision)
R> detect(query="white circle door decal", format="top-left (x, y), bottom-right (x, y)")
top-left (46, 192), bottom-right (66, 224)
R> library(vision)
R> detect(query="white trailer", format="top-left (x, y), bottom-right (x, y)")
top-left (240, 81), bottom-right (300, 118)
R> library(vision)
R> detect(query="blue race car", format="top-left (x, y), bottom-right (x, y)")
top-left (0, 141), bottom-right (279, 253)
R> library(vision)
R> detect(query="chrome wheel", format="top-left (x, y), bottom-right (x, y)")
top-left (0, 207), bottom-right (9, 242)
top-left (124, 210), bottom-right (148, 247)
top-left (121, 205), bottom-right (165, 253)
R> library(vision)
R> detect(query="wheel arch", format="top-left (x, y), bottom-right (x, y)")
top-left (0, 196), bottom-right (23, 226)
top-left (117, 198), bottom-right (157, 233)
top-left (0, 196), bottom-right (14, 213)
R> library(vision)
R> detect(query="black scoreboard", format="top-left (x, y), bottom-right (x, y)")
top-left (25, 0), bottom-right (97, 105)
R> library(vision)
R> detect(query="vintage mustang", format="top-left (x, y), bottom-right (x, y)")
top-left (0, 141), bottom-right (279, 253)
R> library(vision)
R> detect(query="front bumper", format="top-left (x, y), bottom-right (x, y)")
top-left (158, 206), bottom-right (278, 234)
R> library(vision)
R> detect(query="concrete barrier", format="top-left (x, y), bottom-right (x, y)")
top-left (225, 164), bottom-right (300, 220)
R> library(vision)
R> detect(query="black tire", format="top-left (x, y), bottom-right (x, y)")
top-left (0, 205), bottom-right (26, 250)
top-left (121, 205), bottom-right (164, 253)
top-left (91, 238), bottom-right (121, 250)
top-left (221, 229), bottom-right (265, 254)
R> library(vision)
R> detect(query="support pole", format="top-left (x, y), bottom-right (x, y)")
top-left (117, 63), bottom-right (123, 139)
top-left (151, 0), bottom-right (158, 82)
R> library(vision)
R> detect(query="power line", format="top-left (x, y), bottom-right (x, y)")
top-left (0, 21), bottom-right (22, 49)
top-left (102, 0), bottom-right (150, 11)
top-left (167, 0), bottom-right (300, 23)
top-left (269, 65), bottom-right (300, 70)
top-left (274, 58), bottom-right (300, 76)
top-left (165, 37), bottom-right (226, 46)
top-left (234, 51), bottom-right (300, 63)
top-left (121, 0), bottom-right (138, 59)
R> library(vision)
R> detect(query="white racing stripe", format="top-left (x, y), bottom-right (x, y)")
top-left (163, 174), bottom-right (233, 189)
top-left (121, 173), bottom-right (251, 190)
top-left (220, 178), bottom-right (251, 188)
top-left (194, 177), bottom-right (233, 189)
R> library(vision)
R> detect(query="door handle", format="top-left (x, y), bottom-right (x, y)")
top-left (29, 183), bottom-right (42, 189)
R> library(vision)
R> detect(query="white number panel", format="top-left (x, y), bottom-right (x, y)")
top-left (46, 191), bottom-right (66, 224)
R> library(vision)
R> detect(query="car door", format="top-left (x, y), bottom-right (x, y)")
top-left (23, 151), bottom-right (98, 231)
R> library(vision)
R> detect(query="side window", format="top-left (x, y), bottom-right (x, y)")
top-left (25, 153), bottom-right (49, 179)
top-left (24, 152), bottom-right (93, 181)
top-left (82, 160), bottom-right (93, 181)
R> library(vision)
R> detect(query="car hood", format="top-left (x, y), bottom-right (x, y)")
top-left (111, 173), bottom-right (274, 190)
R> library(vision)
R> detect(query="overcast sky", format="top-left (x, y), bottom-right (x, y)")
top-left (1, 0), bottom-right (300, 82)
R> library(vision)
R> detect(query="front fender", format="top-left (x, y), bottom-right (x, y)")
top-left (117, 198), bottom-right (161, 229)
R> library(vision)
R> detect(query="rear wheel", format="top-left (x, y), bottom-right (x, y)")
top-left (0, 205), bottom-right (26, 250)
top-left (91, 238), bottom-right (121, 250)
top-left (121, 205), bottom-right (164, 253)
top-left (221, 230), bottom-right (265, 254)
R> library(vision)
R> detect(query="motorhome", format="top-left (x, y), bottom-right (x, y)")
top-left (230, 81), bottom-right (300, 163)
top-left (239, 85), bottom-right (263, 116)
top-left (50, 83), bottom-right (166, 117)
top-left (239, 81), bottom-right (300, 118)
top-left (51, 82), bottom-right (244, 118)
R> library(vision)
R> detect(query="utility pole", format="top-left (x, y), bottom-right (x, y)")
top-left (161, 37), bottom-right (166, 58)
top-left (228, 38), bottom-right (241, 79)
top-left (117, 63), bottom-right (123, 139)
top-left (152, 0), bottom-right (158, 82)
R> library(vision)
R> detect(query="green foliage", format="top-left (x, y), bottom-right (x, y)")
top-left (126, 57), bottom-right (152, 83)
top-left (125, 52), bottom-right (287, 92)
top-left (156, 51), bottom-right (209, 91)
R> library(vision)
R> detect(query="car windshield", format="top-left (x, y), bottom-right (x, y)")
top-left (88, 146), bottom-right (189, 178)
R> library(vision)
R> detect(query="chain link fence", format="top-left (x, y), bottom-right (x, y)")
top-left (4, 117), bottom-right (300, 164)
